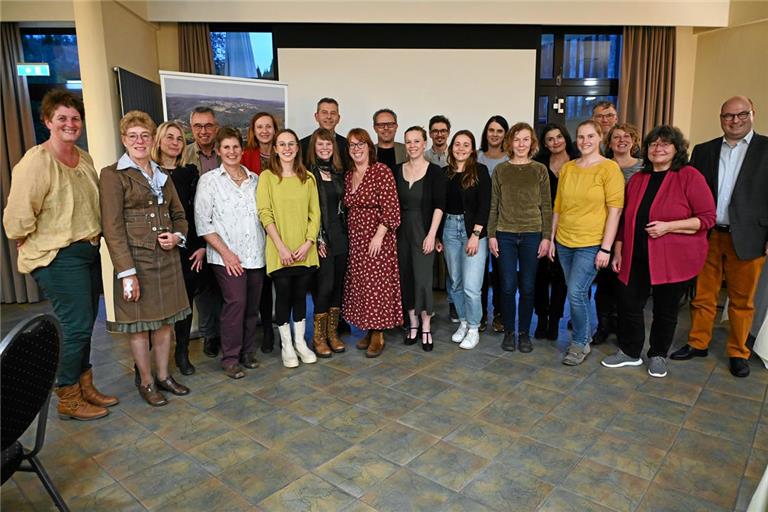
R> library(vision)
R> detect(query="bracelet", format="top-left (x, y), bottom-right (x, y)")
top-left (598, 248), bottom-right (611, 255)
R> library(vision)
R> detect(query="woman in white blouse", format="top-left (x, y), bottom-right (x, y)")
top-left (195, 127), bottom-right (266, 380)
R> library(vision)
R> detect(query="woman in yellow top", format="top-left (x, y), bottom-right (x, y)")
top-left (548, 119), bottom-right (624, 366)
top-left (3, 89), bottom-right (117, 421)
top-left (257, 129), bottom-right (321, 368)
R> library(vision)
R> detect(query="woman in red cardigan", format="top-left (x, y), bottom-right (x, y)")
top-left (602, 125), bottom-right (715, 378)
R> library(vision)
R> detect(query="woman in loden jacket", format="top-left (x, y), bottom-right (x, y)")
top-left (100, 110), bottom-right (191, 407)
top-left (602, 125), bottom-right (716, 378)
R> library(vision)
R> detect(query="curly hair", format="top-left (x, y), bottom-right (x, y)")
top-left (641, 125), bottom-right (689, 173)
top-left (605, 123), bottom-right (641, 159)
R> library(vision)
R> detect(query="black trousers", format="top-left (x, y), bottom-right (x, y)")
top-left (617, 262), bottom-right (689, 359)
top-left (312, 253), bottom-right (346, 314)
top-left (533, 253), bottom-right (567, 321)
top-left (595, 267), bottom-right (619, 329)
top-left (272, 267), bottom-right (314, 325)
top-left (174, 267), bottom-right (199, 349)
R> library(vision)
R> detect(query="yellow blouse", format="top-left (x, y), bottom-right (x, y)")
top-left (3, 145), bottom-right (100, 273)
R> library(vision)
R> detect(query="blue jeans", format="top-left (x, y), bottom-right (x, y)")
top-left (556, 243), bottom-right (599, 346)
top-left (443, 215), bottom-right (488, 328)
top-left (496, 232), bottom-right (541, 335)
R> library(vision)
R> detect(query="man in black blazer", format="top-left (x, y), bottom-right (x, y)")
top-left (300, 97), bottom-right (350, 169)
top-left (671, 96), bottom-right (768, 377)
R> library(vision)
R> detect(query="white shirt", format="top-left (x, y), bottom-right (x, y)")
top-left (717, 130), bottom-right (754, 225)
top-left (195, 165), bottom-right (266, 269)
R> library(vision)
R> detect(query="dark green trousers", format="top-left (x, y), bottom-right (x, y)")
top-left (32, 242), bottom-right (101, 386)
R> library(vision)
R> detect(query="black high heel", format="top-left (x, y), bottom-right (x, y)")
top-left (404, 326), bottom-right (419, 345)
top-left (421, 332), bottom-right (433, 352)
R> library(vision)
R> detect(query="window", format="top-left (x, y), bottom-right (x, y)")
top-left (210, 30), bottom-right (275, 80)
top-left (20, 28), bottom-right (86, 147)
top-left (535, 28), bottom-right (622, 136)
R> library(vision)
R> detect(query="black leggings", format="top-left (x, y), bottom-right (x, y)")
top-left (272, 267), bottom-right (314, 325)
top-left (312, 254), bottom-right (346, 314)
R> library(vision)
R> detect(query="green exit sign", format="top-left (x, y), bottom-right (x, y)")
top-left (17, 63), bottom-right (50, 77)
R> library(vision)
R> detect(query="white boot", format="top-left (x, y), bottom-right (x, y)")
top-left (292, 319), bottom-right (317, 364)
top-left (452, 321), bottom-right (468, 343)
top-left (278, 323), bottom-right (299, 368)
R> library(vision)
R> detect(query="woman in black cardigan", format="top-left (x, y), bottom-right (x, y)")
top-left (395, 126), bottom-right (447, 351)
top-left (437, 130), bottom-right (491, 350)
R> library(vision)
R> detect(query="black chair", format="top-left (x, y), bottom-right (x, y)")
top-left (1, 313), bottom-right (70, 511)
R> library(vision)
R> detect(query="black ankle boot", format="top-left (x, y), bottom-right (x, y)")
top-left (261, 325), bottom-right (274, 353)
top-left (592, 317), bottom-right (612, 345)
top-left (546, 317), bottom-right (560, 341)
top-left (534, 314), bottom-right (548, 339)
top-left (175, 343), bottom-right (196, 375)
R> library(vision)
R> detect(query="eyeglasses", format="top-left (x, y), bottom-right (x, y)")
top-left (276, 141), bottom-right (297, 148)
top-left (349, 142), bottom-right (367, 150)
top-left (192, 123), bottom-right (217, 131)
top-left (594, 113), bottom-right (617, 120)
top-left (648, 141), bottom-right (673, 149)
top-left (430, 129), bottom-right (449, 135)
top-left (719, 110), bottom-right (752, 122)
top-left (374, 122), bottom-right (397, 129)
top-left (124, 132), bottom-right (153, 143)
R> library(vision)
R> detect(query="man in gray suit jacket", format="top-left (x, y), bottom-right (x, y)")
top-left (671, 96), bottom-right (768, 378)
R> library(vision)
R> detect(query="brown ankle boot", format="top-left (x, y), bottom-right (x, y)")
top-left (312, 313), bottom-right (332, 358)
top-left (356, 331), bottom-right (372, 350)
top-left (327, 307), bottom-right (346, 353)
top-left (366, 330), bottom-right (385, 358)
top-left (55, 383), bottom-right (109, 421)
top-left (79, 368), bottom-right (119, 407)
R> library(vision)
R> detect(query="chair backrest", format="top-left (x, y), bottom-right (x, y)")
top-left (0, 314), bottom-right (61, 451)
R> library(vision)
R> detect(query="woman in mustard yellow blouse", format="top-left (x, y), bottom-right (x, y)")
top-left (257, 129), bottom-right (321, 368)
top-left (3, 90), bottom-right (117, 420)
top-left (548, 119), bottom-right (624, 366)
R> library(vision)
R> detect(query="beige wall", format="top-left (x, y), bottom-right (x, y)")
top-left (672, 27), bottom-right (698, 138)
top-left (156, 22), bottom-right (180, 71)
top-left (688, 19), bottom-right (768, 145)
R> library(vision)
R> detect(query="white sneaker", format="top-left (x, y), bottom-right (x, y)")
top-left (459, 329), bottom-right (479, 349)
top-left (452, 321), bottom-right (468, 343)
top-left (292, 319), bottom-right (317, 364)
top-left (278, 323), bottom-right (299, 368)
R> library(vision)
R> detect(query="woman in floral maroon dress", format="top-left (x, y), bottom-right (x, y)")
top-left (343, 128), bottom-right (402, 357)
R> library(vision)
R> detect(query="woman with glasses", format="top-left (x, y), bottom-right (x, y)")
top-left (602, 126), bottom-right (715, 378)
top-left (257, 129), bottom-right (321, 368)
top-left (343, 128), bottom-right (402, 358)
top-left (152, 121), bottom-right (205, 375)
top-left (438, 130), bottom-right (492, 350)
top-left (4, 89), bottom-right (116, 420)
top-left (488, 122), bottom-right (552, 353)
top-left (548, 120), bottom-right (624, 366)
top-left (395, 126), bottom-right (447, 351)
top-left (308, 128), bottom-right (348, 357)
top-left (242, 112), bottom-right (279, 353)
top-left (533, 123), bottom-right (578, 341)
top-left (477, 115), bottom-right (509, 333)
top-left (100, 110), bottom-right (191, 406)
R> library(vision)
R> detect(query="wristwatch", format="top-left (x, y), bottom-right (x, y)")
top-left (472, 229), bottom-right (482, 237)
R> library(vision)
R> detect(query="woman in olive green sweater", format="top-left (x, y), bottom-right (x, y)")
top-left (257, 129), bottom-right (321, 368)
top-left (488, 122), bottom-right (552, 353)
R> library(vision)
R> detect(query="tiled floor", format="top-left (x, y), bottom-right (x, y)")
top-left (1, 295), bottom-right (766, 511)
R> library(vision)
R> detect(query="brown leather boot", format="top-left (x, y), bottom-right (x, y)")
top-left (366, 330), bottom-right (385, 358)
top-left (312, 313), bottom-right (332, 358)
top-left (327, 307), bottom-right (346, 353)
top-left (79, 368), bottom-right (119, 407)
top-left (55, 383), bottom-right (109, 421)
top-left (356, 331), bottom-right (372, 350)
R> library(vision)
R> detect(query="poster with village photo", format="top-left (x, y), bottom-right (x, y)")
top-left (159, 70), bottom-right (287, 142)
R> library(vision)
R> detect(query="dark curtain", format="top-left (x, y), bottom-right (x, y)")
top-left (618, 26), bottom-right (676, 135)
top-left (1, 23), bottom-right (41, 303)
top-left (179, 23), bottom-right (214, 75)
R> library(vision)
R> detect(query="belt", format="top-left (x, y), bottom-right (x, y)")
top-left (713, 224), bottom-right (730, 232)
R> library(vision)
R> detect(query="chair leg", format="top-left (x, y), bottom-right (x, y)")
top-left (28, 455), bottom-right (70, 512)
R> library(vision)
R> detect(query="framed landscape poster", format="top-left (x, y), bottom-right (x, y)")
top-left (159, 70), bottom-right (287, 142)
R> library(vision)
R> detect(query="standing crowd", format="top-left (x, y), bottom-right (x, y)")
top-left (4, 90), bottom-right (767, 420)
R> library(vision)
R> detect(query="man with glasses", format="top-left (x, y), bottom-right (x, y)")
top-left (184, 106), bottom-right (221, 174)
top-left (671, 96), bottom-right (768, 378)
top-left (300, 97), bottom-right (350, 168)
top-left (425, 115), bottom-right (451, 167)
top-left (182, 106), bottom-right (223, 357)
top-left (592, 101), bottom-right (618, 137)
top-left (373, 108), bottom-right (406, 172)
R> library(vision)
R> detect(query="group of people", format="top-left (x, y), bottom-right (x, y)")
top-left (4, 89), bottom-right (766, 419)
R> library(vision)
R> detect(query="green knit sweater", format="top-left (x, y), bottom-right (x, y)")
top-left (488, 160), bottom-right (552, 238)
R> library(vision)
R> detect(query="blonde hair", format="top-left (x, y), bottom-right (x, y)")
top-left (119, 110), bottom-right (156, 136)
top-left (151, 121), bottom-right (187, 166)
